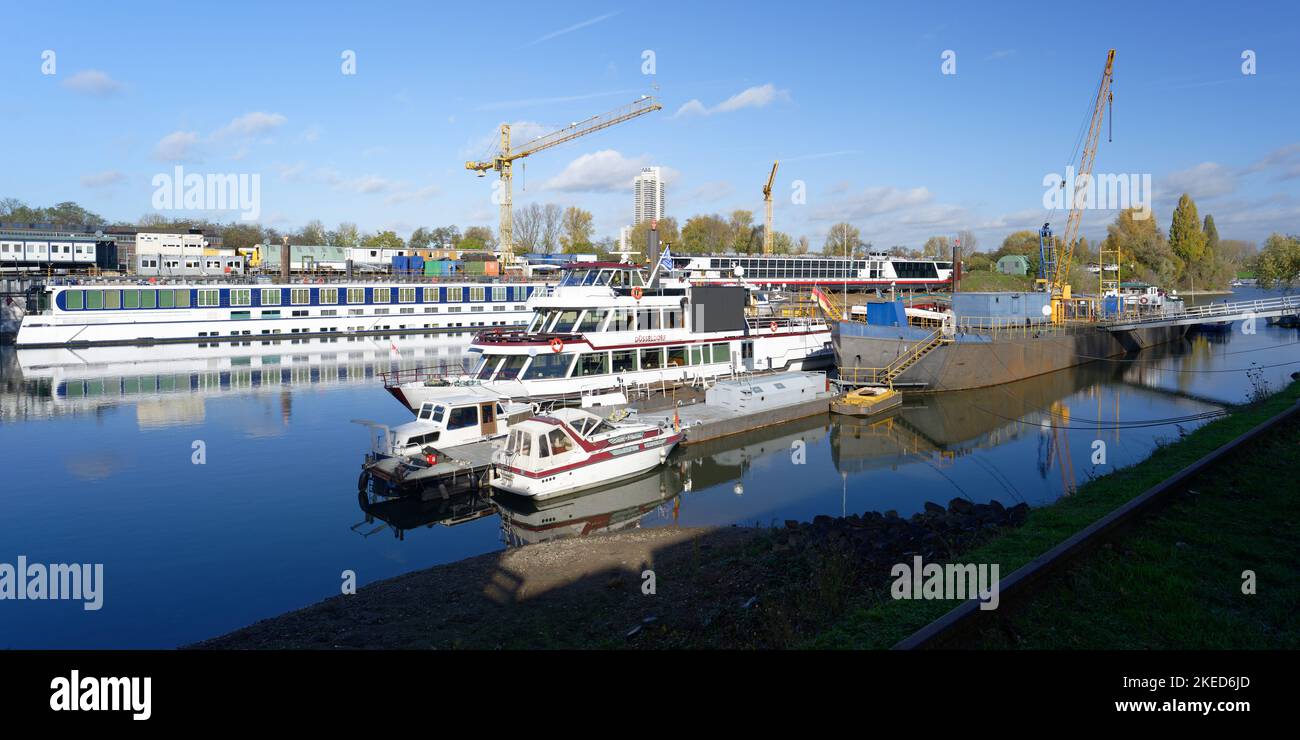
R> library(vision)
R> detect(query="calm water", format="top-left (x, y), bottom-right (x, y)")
top-left (1, 287), bottom-right (1296, 648)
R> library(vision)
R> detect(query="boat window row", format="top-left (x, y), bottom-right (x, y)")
top-left (526, 306), bottom-right (686, 334)
top-left (475, 342), bottom-right (732, 381)
top-left (557, 267), bottom-right (647, 288)
top-left (60, 285), bottom-right (535, 311)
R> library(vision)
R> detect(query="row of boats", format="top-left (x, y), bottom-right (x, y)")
top-left (362, 260), bottom-right (835, 501)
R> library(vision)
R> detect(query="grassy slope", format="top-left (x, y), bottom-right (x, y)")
top-left (813, 381), bottom-right (1300, 649)
top-left (956, 271), bottom-right (1035, 292)
top-left (962, 413), bottom-right (1300, 648)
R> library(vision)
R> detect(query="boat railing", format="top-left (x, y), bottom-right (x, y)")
top-left (37, 272), bottom-right (550, 288)
top-left (744, 314), bottom-right (826, 331)
top-left (377, 362), bottom-right (476, 389)
top-left (951, 316), bottom-right (1090, 339)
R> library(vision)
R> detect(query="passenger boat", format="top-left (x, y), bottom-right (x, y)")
top-left (491, 408), bottom-right (682, 499)
top-left (672, 253), bottom-right (954, 290)
top-left (14, 279), bottom-right (545, 347)
top-left (382, 261), bottom-right (834, 411)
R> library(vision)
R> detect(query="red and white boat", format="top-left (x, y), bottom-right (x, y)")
top-left (491, 408), bottom-right (682, 499)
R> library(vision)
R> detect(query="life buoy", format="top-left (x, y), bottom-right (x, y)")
top-left (550, 337), bottom-right (564, 353)
top-left (769, 321), bottom-right (778, 331)
top-left (632, 286), bottom-right (643, 301)
top-left (1139, 296), bottom-right (1149, 305)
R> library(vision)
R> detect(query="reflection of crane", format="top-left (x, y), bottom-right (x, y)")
top-left (762, 161), bottom-right (779, 254)
top-left (465, 96), bottom-right (662, 261)
top-left (1041, 49), bottom-right (1115, 323)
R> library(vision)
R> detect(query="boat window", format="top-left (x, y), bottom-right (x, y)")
top-left (527, 312), bottom-right (549, 333)
top-left (560, 269), bottom-right (589, 287)
top-left (711, 343), bottom-right (730, 363)
top-left (547, 428), bottom-right (573, 455)
top-left (664, 308), bottom-right (684, 329)
top-left (612, 349), bottom-right (636, 373)
top-left (84, 290), bottom-right (103, 310)
top-left (640, 347), bottom-right (664, 370)
top-left (581, 270), bottom-right (600, 286)
top-left (552, 310), bottom-right (583, 333)
top-left (65, 290), bottom-right (83, 310)
top-left (431, 405), bottom-right (446, 424)
top-left (521, 353), bottom-right (573, 380)
top-left (577, 352), bottom-right (609, 376)
top-left (689, 346), bottom-right (704, 365)
top-left (537, 435), bottom-right (551, 458)
top-left (609, 309), bottom-right (635, 332)
top-left (506, 430), bottom-right (519, 453)
top-left (447, 406), bottom-right (478, 430)
top-left (667, 346), bottom-right (687, 367)
top-left (636, 309), bottom-right (660, 330)
top-left (577, 309), bottom-right (608, 333)
top-left (476, 355), bottom-right (503, 380)
top-left (496, 355), bottom-right (528, 381)
top-left (418, 404), bottom-right (434, 420)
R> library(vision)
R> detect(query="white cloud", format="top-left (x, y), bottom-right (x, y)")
top-left (344, 175), bottom-right (396, 194)
top-left (213, 111), bottom-right (287, 140)
top-left (813, 186), bottom-right (934, 221)
top-left (387, 184), bottom-right (442, 204)
top-left (152, 131), bottom-right (200, 161)
top-left (1246, 143), bottom-right (1300, 181)
top-left (62, 69), bottom-right (123, 96)
top-left (674, 84), bottom-right (790, 118)
top-left (542, 150), bottom-right (676, 193)
top-left (985, 49), bottom-right (1016, 61)
top-left (302, 124), bottom-right (322, 143)
top-left (80, 170), bottom-right (126, 188)
top-left (1161, 162), bottom-right (1237, 200)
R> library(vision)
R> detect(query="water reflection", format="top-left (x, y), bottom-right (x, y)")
top-left (495, 469), bottom-right (681, 546)
top-left (0, 333), bottom-right (474, 425)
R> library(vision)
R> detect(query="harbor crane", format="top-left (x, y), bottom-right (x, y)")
top-left (1039, 49), bottom-right (1115, 323)
top-left (762, 160), bottom-right (779, 254)
top-left (465, 96), bottom-right (662, 262)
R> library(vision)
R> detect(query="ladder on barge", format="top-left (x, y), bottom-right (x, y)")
top-left (837, 327), bottom-right (952, 388)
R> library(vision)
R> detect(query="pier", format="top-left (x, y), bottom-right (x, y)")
top-left (1101, 294), bottom-right (1300, 331)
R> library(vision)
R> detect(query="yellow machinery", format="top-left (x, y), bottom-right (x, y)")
top-left (1043, 49), bottom-right (1115, 323)
top-left (762, 161), bottom-right (779, 254)
top-left (466, 96), bottom-right (661, 262)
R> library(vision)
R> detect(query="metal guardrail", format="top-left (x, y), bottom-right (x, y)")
top-left (1102, 295), bottom-right (1300, 329)
top-left (838, 327), bottom-right (952, 387)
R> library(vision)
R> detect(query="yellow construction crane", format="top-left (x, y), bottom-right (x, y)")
top-left (762, 160), bottom-right (779, 254)
top-left (1044, 49), bottom-right (1115, 323)
top-left (465, 96), bottom-right (662, 261)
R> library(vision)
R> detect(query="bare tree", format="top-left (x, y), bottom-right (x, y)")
top-left (513, 203), bottom-right (543, 252)
top-left (541, 203), bottom-right (563, 253)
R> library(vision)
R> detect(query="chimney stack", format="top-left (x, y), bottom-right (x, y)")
top-left (280, 237), bottom-right (290, 284)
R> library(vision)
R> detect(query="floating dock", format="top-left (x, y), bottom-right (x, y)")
top-left (636, 371), bottom-right (835, 445)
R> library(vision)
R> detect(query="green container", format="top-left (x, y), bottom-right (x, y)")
top-left (424, 260), bottom-right (442, 276)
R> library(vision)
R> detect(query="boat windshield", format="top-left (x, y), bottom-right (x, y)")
top-left (494, 355), bottom-right (528, 381)
top-left (521, 353), bottom-right (572, 380)
top-left (476, 355), bottom-right (503, 380)
top-left (573, 416), bottom-right (614, 437)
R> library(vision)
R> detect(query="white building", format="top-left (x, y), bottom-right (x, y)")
top-left (633, 167), bottom-right (665, 225)
top-left (135, 232), bottom-right (210, 257)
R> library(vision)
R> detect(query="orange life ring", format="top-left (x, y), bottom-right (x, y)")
top-left (550, 338), bottom-right (564, 353)
top-left (632, 286), bottom-right (643, 301)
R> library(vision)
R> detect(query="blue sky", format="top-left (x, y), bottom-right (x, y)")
top-left (3, 0), bottom-right (1299, 249)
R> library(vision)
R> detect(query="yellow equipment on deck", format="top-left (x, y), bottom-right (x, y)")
top-left (831, 386), bottom-right (902, 417)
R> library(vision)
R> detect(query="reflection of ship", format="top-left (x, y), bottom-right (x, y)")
top-left (673, 411), bottom-right (831, 490)
top-left (354, 488), bottom-right (497, 540)
top-left (2, 333), bottom-right (473, 421)
top-left (494, 467), bottom-right (681, 546)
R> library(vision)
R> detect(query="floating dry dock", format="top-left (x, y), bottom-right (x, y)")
top-left (636, 371), bottom-right (835, 445)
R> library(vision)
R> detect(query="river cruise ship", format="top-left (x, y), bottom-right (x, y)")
top-left (383, 262), bottom-right (834, 411)
top-left (673, 253), bottom-right (954, 290)
top-left (14, 279), bottom-right (546, 347)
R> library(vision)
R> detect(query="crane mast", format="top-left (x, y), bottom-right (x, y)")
top-left (762, 160), bottom-right (779, 254)
top-left (1045, 49), bottom-right (1115, 323)
top-left (465, 96), bottom-right (662, 262)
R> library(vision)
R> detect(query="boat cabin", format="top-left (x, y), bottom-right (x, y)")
top-left (389, 393), bottom-right (523, 455)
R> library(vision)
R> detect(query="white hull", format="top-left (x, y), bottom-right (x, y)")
top-left (492, 435), bottom-right (679, 499)
top-left (17, 308), bottom-right (532, 347)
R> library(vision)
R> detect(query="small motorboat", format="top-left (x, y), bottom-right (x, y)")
top-left (491, 408), bottom-right (682, 499)
top-left (361, 391), bottom-right (535, 460)
top-left (831, 386), bottom-right (902, 417)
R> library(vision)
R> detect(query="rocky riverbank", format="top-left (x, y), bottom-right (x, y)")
top-left (195, 497), bottom-right (1028, 650)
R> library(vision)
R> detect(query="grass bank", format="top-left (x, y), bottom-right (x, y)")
top-left (813, 380), bottom-right (1300, 649)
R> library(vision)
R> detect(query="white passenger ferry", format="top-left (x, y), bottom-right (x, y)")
top-left (383, 261), bottom-right (833, 411)
top-left (673, 253), bottom-right (955, 290)
top-left (14, 280), bottom-right (545, 347)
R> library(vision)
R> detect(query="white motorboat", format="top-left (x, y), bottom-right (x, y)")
top-left (491, 408), bottom-right (682, 499)
top-left (361, 388), bottom-right (534, 459)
